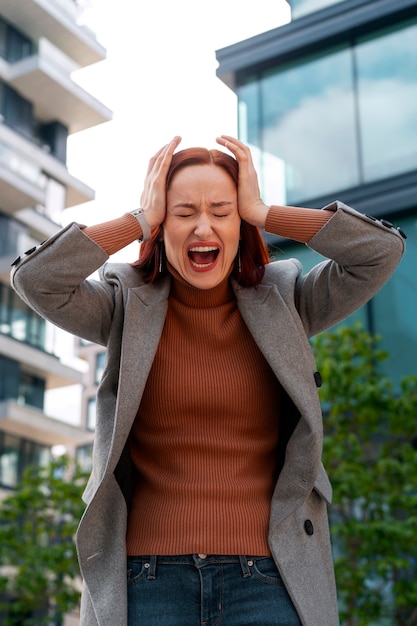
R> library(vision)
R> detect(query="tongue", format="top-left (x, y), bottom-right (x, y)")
top-left (190, 250), bottom-right (217, 265)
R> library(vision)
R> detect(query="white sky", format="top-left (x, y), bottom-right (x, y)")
top-left (65, 0), bottom-right (290, 235)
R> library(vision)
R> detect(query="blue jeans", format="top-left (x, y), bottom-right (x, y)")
top-left (127, 554), bottom-right (302, 625)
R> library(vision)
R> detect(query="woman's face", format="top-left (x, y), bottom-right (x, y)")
top-left (163, 164), bottom-right (241, 290)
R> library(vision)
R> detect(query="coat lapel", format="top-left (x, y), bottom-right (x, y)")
top-left (107, 277), bottom-right (171, 471)
top-left (233, 281), bottom-right (318, 403)
top-left (233, 280), bottom-right (323, 523)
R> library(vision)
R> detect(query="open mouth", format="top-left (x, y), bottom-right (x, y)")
top-left (188, 245), bottom-right (220, 268)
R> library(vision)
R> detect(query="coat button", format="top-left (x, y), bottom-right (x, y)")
top-left (314, 371), bottom-right (322, 387)
top-left (304, 519), bottom-right (314, 536)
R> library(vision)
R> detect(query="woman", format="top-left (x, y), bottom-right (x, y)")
top-left (11, 136), bottom-right (405, 626)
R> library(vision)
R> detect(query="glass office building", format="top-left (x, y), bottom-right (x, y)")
top-left (216, 0), bottom-right (417, 385)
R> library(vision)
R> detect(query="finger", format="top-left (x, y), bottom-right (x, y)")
top-left (146, 136), bottom-right (182, 175)
top-left (152, 136), bottom-right (182, 176)
top-left (216, 135), bottom-right (247, 148)
top-left (157, 136), bottom-right (182, 161)
top-left (170, 135), bottom-right (182, 149)
top-left (145, 144), bottom-right (169, 175)
top-left (216, 135), bottom-right (251, 161)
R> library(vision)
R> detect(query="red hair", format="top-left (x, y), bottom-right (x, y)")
top-left (131, 147), bottom-right (269, 288)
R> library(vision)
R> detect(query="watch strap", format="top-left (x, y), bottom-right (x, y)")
top-left (130, 209), bottom-right (152, 242)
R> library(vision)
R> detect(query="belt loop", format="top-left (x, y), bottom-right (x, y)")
top-left (239, 555), bottom-right (251, 578)
top-left (147, 555), bottom-right (157, 579)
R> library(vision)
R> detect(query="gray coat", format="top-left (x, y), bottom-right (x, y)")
top-left (11, 202), bottom-right (405, 626)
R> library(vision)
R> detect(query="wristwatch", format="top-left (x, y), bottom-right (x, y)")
top-left (130, 208), bottom-right (152, 242)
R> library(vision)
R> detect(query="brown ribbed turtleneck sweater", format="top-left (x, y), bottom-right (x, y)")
top-left (83, 205), bottom-right (332, 556)
top-left (127, 265), bottom-right (282, 555)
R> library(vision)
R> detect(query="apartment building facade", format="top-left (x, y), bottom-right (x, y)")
top-left (0, 0), bottom-right (111, 495)
top-left (216, 0), bottom-right (417, 386)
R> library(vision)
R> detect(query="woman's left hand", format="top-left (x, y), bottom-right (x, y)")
top-left (216, 135), bottom-right (270, 228)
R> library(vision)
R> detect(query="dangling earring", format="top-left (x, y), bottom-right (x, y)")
top-left (158, 241), bottom-right (164, 273)
top-left (238, 245), bottom-right (242, 273)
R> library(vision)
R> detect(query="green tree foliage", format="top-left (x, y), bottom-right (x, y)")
top-left (0, 455), bottom-right (88, 626)
top-left (312, 324), bottom-right (417, 626)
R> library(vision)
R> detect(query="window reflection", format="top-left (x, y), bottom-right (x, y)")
top-left (238, 18), bottom-right (417, 203)
top-left (76, 444), bottom-right (93, 473)
top-left (0, 281), bottom-right (48, 351)
top-left (0, 437), bottom-right (18, 488)
top-left (356, 22), bottom-right (417, 181)
top-left (0, 433), bottom-right (50, 489)
top-left (372, 215), bottom-right (417, 386)
top-left (259, 48), bottom-right (358, 203)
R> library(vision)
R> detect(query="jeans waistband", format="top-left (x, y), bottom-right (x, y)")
top-left (127, 554), bottom-right (272, 579)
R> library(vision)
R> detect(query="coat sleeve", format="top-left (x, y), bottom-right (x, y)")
top-left (10, 223), bottom-right (116, 346)
top-left (294, 201), bottom-right (405, 337)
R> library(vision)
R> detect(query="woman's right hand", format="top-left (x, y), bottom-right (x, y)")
top-left (140, 136), bottom-right (182, 230)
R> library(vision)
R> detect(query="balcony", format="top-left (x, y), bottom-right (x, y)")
top-left (0, 163), bottom-right (44, 212)
top-left (0, 124), bottom-right (95, 214)
top-left (0, 0), bottom-right (106, 67)
top-left (0, 137), bottom-right (45, 210)
top-left (0, 333), bottom-right (86, 389)
top-left (6, 39), bottom-right (112, 134)
top-left (0, 399), bottom-right (94, 447)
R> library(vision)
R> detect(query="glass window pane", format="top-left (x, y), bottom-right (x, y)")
top-left (0, 20), bottom-right (7, 59)
top-left (0, 434), bottom-right (50, 488)
top-left (0, 281), bottom-right (48, 350)
top-left (44, 177), bottom-right (66, 223)
top-left (17, 371), bottom-right (45, 410)
top-left (76, 444), bottom-right (93, 473)
top-left (372, 215), bottom-right (417, 385)
top-left (0, 355), bottom-right (19, 402)
top-left (356, 21), bottom-right (417, 181)
top-left (260, 48), bottom-right (359, 204)
top-left (238, 80), bottom-right (260, 147)
top-left (0, 434), bottom-right (20, 488)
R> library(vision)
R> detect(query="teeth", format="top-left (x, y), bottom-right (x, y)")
top-left (189, 246), bottom-right (219, 252)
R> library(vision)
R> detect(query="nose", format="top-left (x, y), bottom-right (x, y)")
top-left (194, 212), bottom-right (213, 238)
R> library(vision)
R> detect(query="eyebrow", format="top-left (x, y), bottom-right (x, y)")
top-left (172, 201), bottom-right (234, 209)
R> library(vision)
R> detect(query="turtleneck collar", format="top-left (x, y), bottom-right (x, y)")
top-left (167, 262), bottom-right (235, 309)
